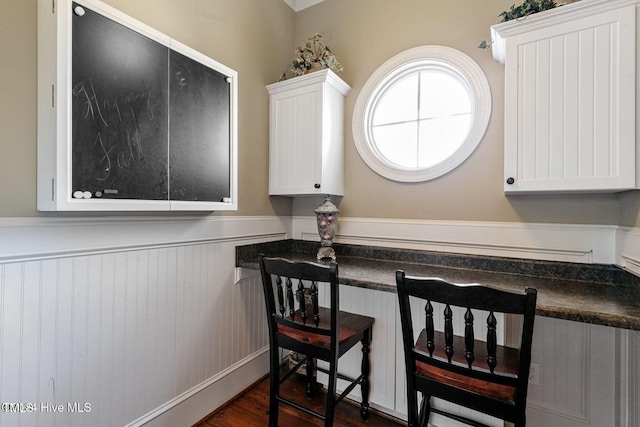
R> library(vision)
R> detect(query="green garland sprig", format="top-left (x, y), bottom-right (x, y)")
top-left (478, 0), bottom-right (558, 49)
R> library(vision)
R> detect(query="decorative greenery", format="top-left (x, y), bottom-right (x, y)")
top-left (499, 0), bottom-right (557, 22)
top-left (478, 0), bottom-right (559, 49)
top-left (279, 33), bottom-right (343, 81)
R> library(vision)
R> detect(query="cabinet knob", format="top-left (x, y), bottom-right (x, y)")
top-left (506, 177), bottom-right (515, 185)
top-left (314, 183), bottom-right (321, 189)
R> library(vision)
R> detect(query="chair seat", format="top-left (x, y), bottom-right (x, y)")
top-left (414, 329), bottom-right (518, 402)
top-left (278, 307), bottom-right (374, 349)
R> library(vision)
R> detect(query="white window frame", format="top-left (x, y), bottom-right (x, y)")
top-left (352, 45), bottom-right (492, 182)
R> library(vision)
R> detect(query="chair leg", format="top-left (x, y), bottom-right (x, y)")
top-left (324, 360), bottom-right (338, 427)
top-left (268, 346), bottom-right (280, 427)
top-left (305, 356), bottom-right (316, 398)
top-left (359, 328), bottom-right (372, 421)
top-left (418, 393), bottom-right (430, 427)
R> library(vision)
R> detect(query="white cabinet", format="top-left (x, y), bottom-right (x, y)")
top-left (491, 0), bottom-right (639, 194)
top-left (266, 70), bottom-right (350, 196)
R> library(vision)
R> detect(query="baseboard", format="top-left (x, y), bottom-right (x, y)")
top-left (131, 348), bottom-right (270, 427)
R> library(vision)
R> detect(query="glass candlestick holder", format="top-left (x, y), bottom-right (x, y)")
top-left (314, 196), bottom-right (339, 260)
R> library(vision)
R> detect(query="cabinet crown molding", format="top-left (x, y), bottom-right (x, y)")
top-left (491, 0), bottom-right (640, 64)
top-left (266, 69), bottom-right (350, 96)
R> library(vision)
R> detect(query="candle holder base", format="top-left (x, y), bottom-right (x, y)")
top-left (316, 246), bottom-right (336, 260)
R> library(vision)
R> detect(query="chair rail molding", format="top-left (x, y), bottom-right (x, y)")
top-left (293, 216), bottom-right (618, 264)
top-left (0, 216), bottom-right (290, 263)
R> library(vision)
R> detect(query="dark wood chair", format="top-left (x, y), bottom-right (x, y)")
top-left (259, 254), bottom-right (375, 427)
top-left (395, 271), bottom-right (537, 427)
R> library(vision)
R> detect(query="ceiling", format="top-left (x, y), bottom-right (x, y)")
top-left (283, 0), bottom-right (325, 12)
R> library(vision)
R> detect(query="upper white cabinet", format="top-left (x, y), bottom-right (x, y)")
top-left (266, 70), bottom-right (350, 196)
top-left (492, 0), bottom-right (639, 194)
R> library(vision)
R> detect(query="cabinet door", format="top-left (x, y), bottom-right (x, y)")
top-left (504, 6), bottom-right (636, 193)
top-left (269, 85), bottom-right (323, 195)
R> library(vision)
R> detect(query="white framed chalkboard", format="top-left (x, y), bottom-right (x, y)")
top-left (37, 0), bottom-right (238, 211)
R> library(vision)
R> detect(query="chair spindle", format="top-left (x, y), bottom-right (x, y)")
top-left (276, 276), bottom-right (285, 318)
top-left (464, 307), bottom-right (475, 368)
top-left (425, 301), bottom-right (435, 356)
top-left (311, 281), bottom-right (320, 326)
top-left (286, 277), bottom-right (295, 320)
top-left (444, 304), bottom-right (454, 362)
top-left (486, 311), bottom-right (497, 373)
top-left (297, 279), bottom-right (307, 324)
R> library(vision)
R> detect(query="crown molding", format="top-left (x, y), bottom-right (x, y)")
top-left (490, 0), bottom-right (640, 64)
top-left (283, 0), bottom-right (325, 12)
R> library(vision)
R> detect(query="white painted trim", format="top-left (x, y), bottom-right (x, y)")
top-left (294, 216), bottom-right (617, 264)
top-left (129, 348), bottom-right (270, 427)
top-left (2, 216), bottom-right (632, 266)
top-left (282, 0), bottom-right (325, 12)
top-left (616, 227), bottom-right (640, 276)
top-left (234, 267), bottom-right (261, 285)
top-left (0, 216), bottom-right (291, 263)
top-left (491, 0), bottom-right (640, 64)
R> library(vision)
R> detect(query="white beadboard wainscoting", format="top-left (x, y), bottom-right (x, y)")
top-left (0, 215), bottom-right (638, 426)
top-left (0, 216), bottom-right (287, 427)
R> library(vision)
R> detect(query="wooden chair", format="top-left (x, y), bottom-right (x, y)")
top-left (395, 271), bottom-right (537, 427)
top-left (259, 254), bottom-right (374, 427)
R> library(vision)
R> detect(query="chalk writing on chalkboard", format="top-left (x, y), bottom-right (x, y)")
top-left (71, 2), bottom-right (231, 203)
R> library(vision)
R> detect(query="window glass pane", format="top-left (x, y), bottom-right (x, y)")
top-left (371, 66), bottom-right (475, 170)
top-left (372, 122), bottom-right (418, 168)
top-left (418, 114), bottom-right (472, 167)
top-left (372, 73), bottom-right (418, 126)
top-left (419, 70), bottom-right (472, 119)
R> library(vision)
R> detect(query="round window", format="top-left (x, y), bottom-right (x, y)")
top-left (353, 45), bottom-right (492, 182)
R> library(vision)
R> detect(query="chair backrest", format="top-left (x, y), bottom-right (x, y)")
top-left (259, 254), bottom-right (340, 352)
top-left (396, 271), bottom-right (537, 411)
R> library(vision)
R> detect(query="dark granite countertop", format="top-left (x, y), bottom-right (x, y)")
top-left (236, 239), bottom-right (640, 331)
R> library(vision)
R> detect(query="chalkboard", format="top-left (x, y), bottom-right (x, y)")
top-left (169, 51), bottom-right (231, 202)
top-left (70, 2), bottom-right (231, 203)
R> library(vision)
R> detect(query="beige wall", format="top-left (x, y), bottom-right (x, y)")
top-left (291, 0), bottom-right (640, 226)
top-left (0, 0), bottom-right (293, 217)
top-left (1, 0), bottom-right (639, 225)
top-left (620, 191), bottom-right (640, 226)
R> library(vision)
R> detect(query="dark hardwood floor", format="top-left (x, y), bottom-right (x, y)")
top-left (195, 372), bottom-right (404, 427)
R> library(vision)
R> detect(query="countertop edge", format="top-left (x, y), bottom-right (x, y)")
top-left (236, 240), bottom-right (640, 331)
